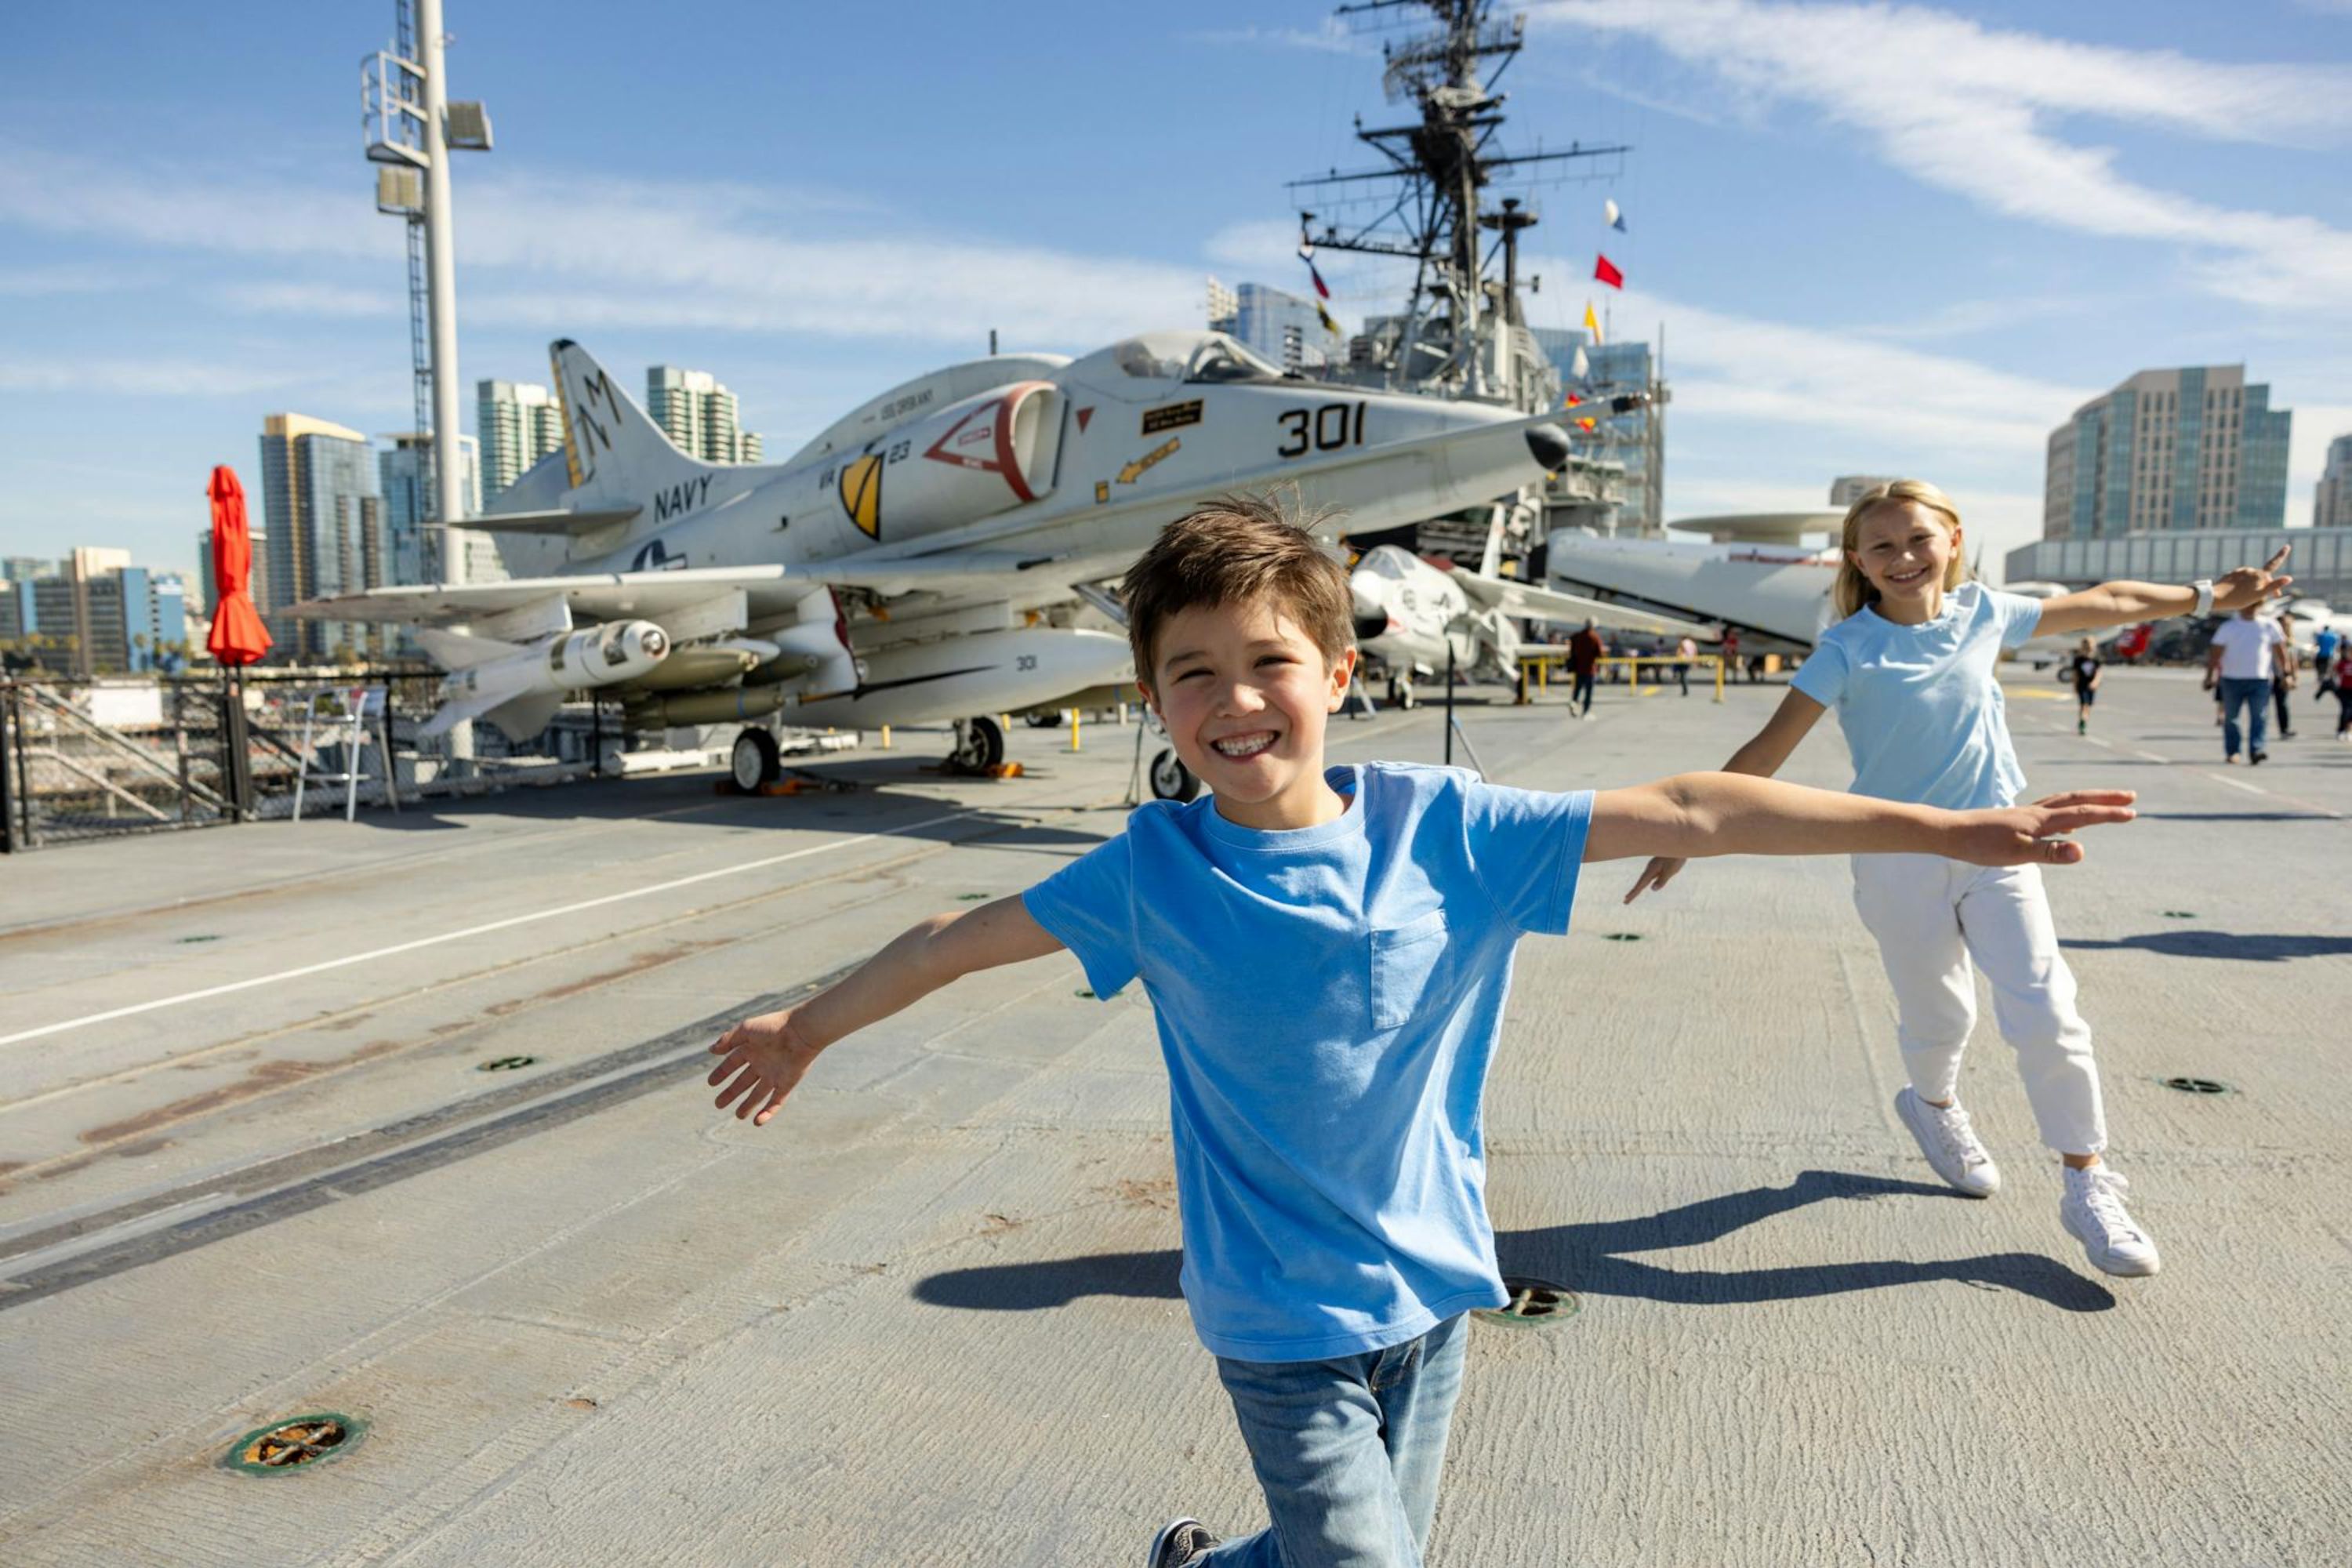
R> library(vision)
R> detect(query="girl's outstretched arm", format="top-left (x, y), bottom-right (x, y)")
top-left (2036, 546), bottom-right (2292, 637)
top-left (1587, 777), bottom-right (2136, 869)
top-left (707, 895), bottom-right (1064, 1127)
top-left (1624, 688), bottom-right (1826, 902)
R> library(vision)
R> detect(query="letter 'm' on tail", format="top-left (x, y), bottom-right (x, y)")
top-left (548, 339), bottom-right (711, 506)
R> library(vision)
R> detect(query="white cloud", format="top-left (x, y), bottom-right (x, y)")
top-left (0, 358), bottom-right (309, 397)
top-left (0, 151), bottom-right (1207, 347)
top-left (1533, 1), bottom-right (2352, 313)
top-left (217, 281), bottom-right (401, 318)
top-left (1185, 20), bottom-right (1371, 56)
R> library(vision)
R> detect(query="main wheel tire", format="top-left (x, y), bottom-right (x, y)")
top-left (730, 728), bottom-right (782, 791)
top-left (953, 714), bottom-right (1007, 771)
top-left (1024, 710), bottom-right (1062, 729)
top-left (1149, 747), bottom-right (1200, 803)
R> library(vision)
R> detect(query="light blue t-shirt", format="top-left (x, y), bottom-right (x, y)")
top-left (1791, 581), bottom-right (2044, 811)
top-left (1023, 761), bottom-right (1592, 1363)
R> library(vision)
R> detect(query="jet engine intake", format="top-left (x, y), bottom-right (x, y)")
top-left (844, 381), bottom-right (1062, 542)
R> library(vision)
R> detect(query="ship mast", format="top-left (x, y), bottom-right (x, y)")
top-left (1290, 0), bottom-right (1625, 411)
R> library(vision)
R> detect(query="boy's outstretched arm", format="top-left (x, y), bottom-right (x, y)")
top-left (708, 895), bottom-right (1064, 1127)
top-left (1587, 775), bottom-right (2136, 872)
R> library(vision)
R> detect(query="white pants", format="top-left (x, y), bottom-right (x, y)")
top-left (1850, 855), bottom-right (2107, 1156)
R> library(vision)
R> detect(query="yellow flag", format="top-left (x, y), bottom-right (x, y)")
top-left (1583, 299), bottom-right (1603, 346)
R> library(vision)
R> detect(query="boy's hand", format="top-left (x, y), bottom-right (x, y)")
top-left (1624, 855), bottom-right (1686, 903)
top-left (708, 1009), bottom-right (821, 1127)
top-left (1947, 790), bottom-right (2136, 868)
top-left (2213, 546), bottom-right (2292, 613)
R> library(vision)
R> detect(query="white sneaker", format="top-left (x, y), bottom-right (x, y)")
top-left (2060, 1165), bottom-right (2161, 1277)
top-left (1894, 1087), bottom-right (2001, 1197)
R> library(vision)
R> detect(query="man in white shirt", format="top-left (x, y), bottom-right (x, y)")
top-left (2206, 608), bottom-right (2287, 763)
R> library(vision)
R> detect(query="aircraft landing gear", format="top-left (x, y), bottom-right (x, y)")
top-left (730, 727), bottom-right (782, 790)
top-left (1149, 747), bottom-right (1200, 802)
top-left (1388, 674), bottom-right (1417, 710)
top-left (950, 714), bottom-right (1007, 772)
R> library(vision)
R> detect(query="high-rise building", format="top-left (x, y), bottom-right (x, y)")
top-left (1207, 276), bottom-right (1239, 335)
top-left (477, 379), bottom-right (567, 503)
top-left (381, 432), bottom-right (491, 587)
top-left (256, 413), bottom-right (383, 661)
top-left (1222, 283), bottom-right (1335, 374)
top-left (647, 366), bottom-right (764, 463)
top-left (2042, 365), bottom-right (2292, 541)
top-left (2315, 434), bottom-right (2352, 529)
top-left (0, 554), bottom-right (189, 672)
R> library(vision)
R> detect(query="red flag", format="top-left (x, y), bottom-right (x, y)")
top-left (1305, 257), bottom-right (1332, 301)
top-left (205, 465), bottom-right (272, 667)
top-left (1564, 393), bottom-right (1584, 407)
top-left (1594, 254), bottom-right (1624, 289)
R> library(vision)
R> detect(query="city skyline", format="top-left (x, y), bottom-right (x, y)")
top-left (3, 2), bottom-right (2348, 584)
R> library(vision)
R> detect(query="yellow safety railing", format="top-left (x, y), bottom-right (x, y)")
top-left (1517, 653), bottom-right (1728, 703)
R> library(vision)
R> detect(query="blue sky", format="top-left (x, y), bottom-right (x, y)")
top-left (4, 0), bottom-right (2349, 583)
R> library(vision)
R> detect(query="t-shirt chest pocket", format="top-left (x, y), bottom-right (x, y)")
top-left (1370, 910), bottom-right (1451, 1033)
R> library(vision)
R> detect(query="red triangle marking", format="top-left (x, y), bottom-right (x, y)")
top-left (1075, 406), bottom-right (1094, 433)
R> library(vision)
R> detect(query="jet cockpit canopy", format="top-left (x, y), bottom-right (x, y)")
top-left (1076, 332), bottom-right (1288, 400)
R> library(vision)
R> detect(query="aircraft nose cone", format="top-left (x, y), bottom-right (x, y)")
top-left (1525, 422), bottom-right (1572, 473)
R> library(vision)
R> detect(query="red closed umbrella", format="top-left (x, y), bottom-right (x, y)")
top-left (205, 465), bottom-right (271, 666)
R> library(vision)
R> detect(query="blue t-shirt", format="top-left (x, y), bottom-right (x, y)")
top-left (1022, 761), bottom-right (1592, 1363)
top-left (1791, 582), bottom-right (2043, 811)
top-left (2318, 626), bottom-right (2339, 663)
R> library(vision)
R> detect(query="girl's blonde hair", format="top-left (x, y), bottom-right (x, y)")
top-left (1832, 479), bottom-right (1969, 619)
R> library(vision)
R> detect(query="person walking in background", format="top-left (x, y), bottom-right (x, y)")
top-left (1674, 633), bottom-right (1699, 696)
top-left (1722, 626), bottom-right (1742, 684)
top-left (2314, 622), bottom-right (2340, 704)
top-left (2332, 644), bottom-right (2352, 742)
top-left (2207, 605), bottom-right (2288, 764)
top-left (1567, 619), bottom-right (1604, 720)
top-left (2066, 637), bottom-right (2103, 736)
top-left (2270, 633), bottom-right (2298, 739)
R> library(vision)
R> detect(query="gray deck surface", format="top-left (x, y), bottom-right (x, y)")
top-left (1, 669), bottom-right (2346, 1566)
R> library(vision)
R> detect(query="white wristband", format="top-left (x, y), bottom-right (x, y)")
top-left (2191, 579), bottom-right (2214, 618)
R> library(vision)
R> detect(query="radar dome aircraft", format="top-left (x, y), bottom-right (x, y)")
top-left (297, 333), bottom-right (1577, 793)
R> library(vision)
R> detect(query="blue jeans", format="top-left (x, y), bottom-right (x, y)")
top-left (1203, 1312), bottom-right (1471, 1567)
top-left (2219, 676), bottom-right (2269, 757)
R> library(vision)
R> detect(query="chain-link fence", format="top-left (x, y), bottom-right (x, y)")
top-left (2, 672), bottom-right (616, 851)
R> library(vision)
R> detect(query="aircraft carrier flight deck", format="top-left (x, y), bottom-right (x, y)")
top-left (1, 670), bottom-right (2346, 1566)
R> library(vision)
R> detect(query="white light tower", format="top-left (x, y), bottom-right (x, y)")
top-left (367, 0), bottom-right (489, 762)
top-left (365, 0), bottom-right (492, 555)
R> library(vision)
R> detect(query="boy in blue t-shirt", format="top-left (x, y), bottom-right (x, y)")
top-left (707, 498), bottom-right (2135, 1567)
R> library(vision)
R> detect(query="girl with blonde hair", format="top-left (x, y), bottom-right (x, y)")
top-left (1625, 480), bottom-right (2292, 1276)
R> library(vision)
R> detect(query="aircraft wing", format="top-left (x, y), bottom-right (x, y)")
top-left (290, 551), bottom-right (1123, 629)
top-left (1452, 571), bottom-right (1720, 641)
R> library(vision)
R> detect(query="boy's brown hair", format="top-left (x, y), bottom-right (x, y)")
top-left (1121, 493), bottom-right (1355, 687)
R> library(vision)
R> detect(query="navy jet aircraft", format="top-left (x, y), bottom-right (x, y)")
top-left (298, 333), bottom-right (1577, 791)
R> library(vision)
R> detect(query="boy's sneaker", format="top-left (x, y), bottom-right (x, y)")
top-left (1146, 1518), bottom-right (1219, 1568)
top-left (2060, 1165), bottom-right (2161, 1277)
top-left (1894, 1087), bottom-right (2000, 1197)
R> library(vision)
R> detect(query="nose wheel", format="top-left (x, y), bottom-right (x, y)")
top-left (1388, 674), bottom-right (1417, 710)
top-left (950, 715), bottom-right (1006, 772)
top-left (730, 727), bottom-right (782, 790)
top-left (1148, 747), bottom-right (1200, 802)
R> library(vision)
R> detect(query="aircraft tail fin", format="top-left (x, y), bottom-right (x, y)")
top-left (547, 339), bottom-right (712, 507)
